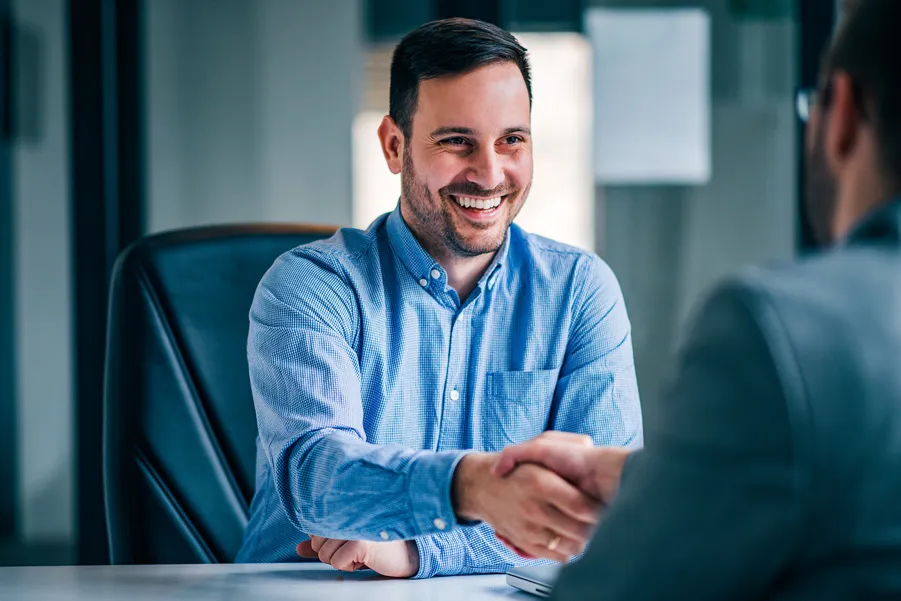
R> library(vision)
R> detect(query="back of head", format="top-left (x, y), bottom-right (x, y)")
top-left (388, 18), bottom-right (532, 139)
top-left (825, 0), bottom-right (901, 188)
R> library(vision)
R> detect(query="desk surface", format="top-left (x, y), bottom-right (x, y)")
top-left (0, 563), bottom-right (525, 601)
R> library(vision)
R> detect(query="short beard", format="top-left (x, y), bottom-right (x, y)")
top-left (401, 145), bottom-right (516, 257)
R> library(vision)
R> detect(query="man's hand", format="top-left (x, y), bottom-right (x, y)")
top-left (453, 452), bottom-right (601, 562)
top-left (296, 536), bottom-right (419, 578)
top-left (493, 431), bottom-right (632, 504)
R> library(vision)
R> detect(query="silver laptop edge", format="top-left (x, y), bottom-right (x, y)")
top-left (506, 564), bottom-right (561, 598)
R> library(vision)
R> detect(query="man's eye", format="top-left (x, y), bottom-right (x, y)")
top-left (504, 136), bottom-right (523, 145)
top-left (442, 137), bottom-right (468, 146)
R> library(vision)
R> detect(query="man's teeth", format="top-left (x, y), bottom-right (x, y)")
top-left (454, 196), bottom-right (503, 210)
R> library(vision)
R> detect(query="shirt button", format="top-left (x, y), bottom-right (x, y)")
top-left (418, 278), bottom-right (428, 287)
top-left (430, 269), bottom-right (441, 280)
top-left (380, 531), bottom-right (389, 540)
top-left (449, 389), bottom-right (460, 401)
top-left (433, 518), bottom-right (447, 531)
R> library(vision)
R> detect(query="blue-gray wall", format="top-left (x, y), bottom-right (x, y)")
top-left (592, 0), bottom-right (797, 409)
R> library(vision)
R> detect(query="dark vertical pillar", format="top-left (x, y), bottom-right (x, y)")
top-left (68, 0), bottom-right (144, 565)
top-left (0, 0), bottom-right (16, 542)
top-left (797, 0), bottom-right (836, 253)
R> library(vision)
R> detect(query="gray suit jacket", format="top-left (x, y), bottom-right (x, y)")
top-left (554, 201), bottom-right (901, 601)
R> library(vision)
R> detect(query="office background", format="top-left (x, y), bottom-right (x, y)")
top-left (0, 0), bottom-right (837, 566)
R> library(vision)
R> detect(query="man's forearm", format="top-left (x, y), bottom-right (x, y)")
top-left (272, 428), bottom-right (471, 541)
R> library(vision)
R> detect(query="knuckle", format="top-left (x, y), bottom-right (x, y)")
top-left (532, 473), bottom-right (552, 494)
top-left (561, 488), bottom-right (586, 509)
top-left (523, 524), bottom-right (547, 546)
top-left (534, 438), bottom-right (552, 451)
top-left (522, 502), bottom-right (542, 521)
top-left (519, 464), bottom-right (539, 482)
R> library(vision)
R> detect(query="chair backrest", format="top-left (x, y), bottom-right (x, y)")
top-left (103, 224), bottom-right (336, 564)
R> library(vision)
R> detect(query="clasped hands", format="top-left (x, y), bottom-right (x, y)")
top-left (296, 431), bottom-right (631, 577)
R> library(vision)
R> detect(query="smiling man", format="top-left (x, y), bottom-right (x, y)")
top-left (235, 18), bottom-right (642, 577)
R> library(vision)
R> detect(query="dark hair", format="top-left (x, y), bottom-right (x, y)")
top-left (823, 0), bottom-right (901, 184)
top-left (389, 18), bottom-right (532, 139)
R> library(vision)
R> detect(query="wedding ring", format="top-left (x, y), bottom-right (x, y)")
top-left (547, 535), bottom-right (561, 551)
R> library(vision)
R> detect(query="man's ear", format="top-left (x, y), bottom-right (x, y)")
top-left (378, 116), bottom-right (404, 175)
top-left (824, 72), bottom-right (864, 176)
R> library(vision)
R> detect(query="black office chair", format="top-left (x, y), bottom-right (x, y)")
top-left (103, 224), bottom-right (336, 564)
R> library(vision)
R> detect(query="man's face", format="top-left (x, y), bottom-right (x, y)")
top-left (400, 62), bottom-right (533, 258)
top-left (805, 90), bottom-right (839, 247)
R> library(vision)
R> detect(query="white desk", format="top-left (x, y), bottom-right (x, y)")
top-left (0, 563), bottom-right (525, 601)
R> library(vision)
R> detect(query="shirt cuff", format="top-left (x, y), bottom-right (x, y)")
top-left (412, 528), bottom-right (466, 578)
top-left (407, 449), bottom-right (473, 538)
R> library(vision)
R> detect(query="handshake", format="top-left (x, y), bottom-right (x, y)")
top-left (297, 431), bottom-right (632, 577)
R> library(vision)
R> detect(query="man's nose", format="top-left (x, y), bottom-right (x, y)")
top-left (465, 147), bottom-right (505, 192)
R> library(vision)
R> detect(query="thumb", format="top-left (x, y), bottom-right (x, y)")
top-left (492, 450), bottom-right (520, 477)
top-left (493, 442), bottom-right (545, 477)
top-left (296, 539), bottom-right (318, 559)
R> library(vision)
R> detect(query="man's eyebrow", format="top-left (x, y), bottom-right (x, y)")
top-left (430, 126), bottom-right (477, 137)
top-left (429, 126), bottom-right (532, 137)
top-left (502, 126), bottom-right (531, 136)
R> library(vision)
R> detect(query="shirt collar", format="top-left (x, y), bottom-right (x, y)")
top-left (386, 203), bottom-right (510, 292)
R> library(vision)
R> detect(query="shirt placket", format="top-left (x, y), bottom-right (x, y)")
top-left (436, 309), bottom-right (470, 452)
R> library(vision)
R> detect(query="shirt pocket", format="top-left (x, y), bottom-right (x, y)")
top-left (482, 369), bottom-right (559, 451)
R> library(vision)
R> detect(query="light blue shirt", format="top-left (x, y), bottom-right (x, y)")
top-left (236, 206), bottom-right (642, 577)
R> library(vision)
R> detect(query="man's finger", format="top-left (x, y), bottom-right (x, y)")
top-left (537, 431), bottom-right (594, 446)
top-left (296, 540), bottom-right (318, 559)
top-left (318, 538), bottom-right (349, 565)
top-left (495, 531), bottom-right (536, 559)
top-left (514, 523), bottom-right (584, 563)
top-left (310, 535), bottom-right (328, 553)
top-left (493, 439), bottom-right (548, 477)
top-left (493, 433), bottom-right (594, 477)
top-left (528, 526), bottom-right (586, 559)
top-left (330, 541), bottom-right (364, 572)
top-left (538, 472), bottom-right (600, 524)
top-left (538, 503), bottom-right (595, 543)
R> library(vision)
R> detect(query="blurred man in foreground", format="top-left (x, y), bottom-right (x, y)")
top-left (495, 1), bottom-right (901, 598)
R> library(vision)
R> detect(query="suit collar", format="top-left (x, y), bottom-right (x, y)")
top-left (845, 198), bottom-right (901, 247)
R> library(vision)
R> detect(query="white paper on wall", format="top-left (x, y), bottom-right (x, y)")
top-left (586, 8), bottom-right (711, 185)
